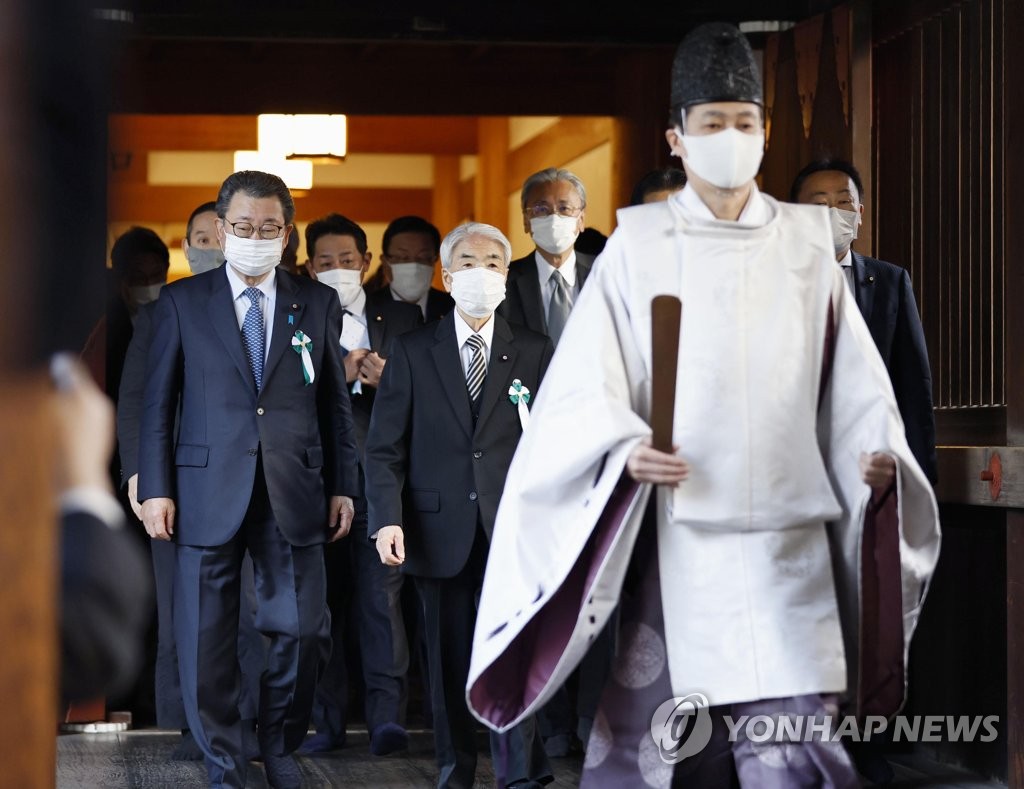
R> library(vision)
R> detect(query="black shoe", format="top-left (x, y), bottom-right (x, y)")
top-left (297, 732), bottom-right (347, 755)
top-left (369, 722), bottom-right (409, 755)
top-left (169, 729), bottom-right (204, 761)
top-left (262, 751), bottom-right (303, 789)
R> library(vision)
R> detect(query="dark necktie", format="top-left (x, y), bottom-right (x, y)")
top-left (465, 333), bottom-right (486, 402)
top-left (242, 286), bottom-right (265, 391)
top-left (547, 269), bottom-right (571, 346)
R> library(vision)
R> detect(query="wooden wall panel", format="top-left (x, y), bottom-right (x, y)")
top-left (873, 0), bottom-right (1006, 440)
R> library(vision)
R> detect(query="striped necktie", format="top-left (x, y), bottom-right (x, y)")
top-left (465, 333), bottom-right (486, 402)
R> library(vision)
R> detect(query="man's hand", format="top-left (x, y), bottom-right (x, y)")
top-left (860, 452), bottom-right (896, 491)
top-left (358, 352), bottom-right (386, 388)
top-left (375, 525), bottom-right (405, 566)
top-left (50, 353), bottom-right (115, 494)
top-left (327, 495), bottom-right (355, 542)
top-left (343, 348), bottom-right (370, 384)
top-left (626, 438), bottom-right (690, 486)
top-left (127, 473), bottom-right (142, 520)
top-left (141, 497), bottom-right (176, 541)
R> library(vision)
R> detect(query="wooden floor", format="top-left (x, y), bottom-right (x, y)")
top-left (56, 727), bottom-right (1005, 788)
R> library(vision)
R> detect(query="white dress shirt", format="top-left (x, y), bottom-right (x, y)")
top-left (838, 249), bottom-right (855, 293)
top-left (226, 264), bottom-right (276, 362)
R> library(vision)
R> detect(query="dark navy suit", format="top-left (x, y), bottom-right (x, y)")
top-left (365, 312), bottom-right (553, 788)
top-left (851, 252), bottom-right (937, 484)
top-left (138, 266), bottom-right (359, 787)
top-left (117, 299), bottom-right (263, 735)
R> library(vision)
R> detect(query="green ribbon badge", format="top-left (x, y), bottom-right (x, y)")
top-left (507, 378), bottom-right (531, 405)
top-left (291, 330), bottom-right (315, 385)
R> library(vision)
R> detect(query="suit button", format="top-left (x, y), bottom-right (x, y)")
top-left (473, 450), bottom-right (483, 459)
top-left (256, 407), bottom-right (265, 415)
top-left (469, 492), bottom-right (478, 501)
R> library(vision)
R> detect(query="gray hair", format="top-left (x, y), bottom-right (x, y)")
top-left (519, 167), bottom-right (587, 211)
top-left (440, 222), bottom-right (512, 271)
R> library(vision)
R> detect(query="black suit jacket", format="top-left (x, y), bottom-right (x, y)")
top-left (365, 313), bottom-right (553, 579)
top-left (497, 251), bottom-right (595, 336)
top-left (851, 252), bottom-right (938, 483)
top-left (138, 267), bottom-right (359, 547)
top-left (366, 284), bottom-right (454, 324)
top-left (61, 510), bottom-right (152, 703)
top-left (347, 293), bottom-right (423, 458)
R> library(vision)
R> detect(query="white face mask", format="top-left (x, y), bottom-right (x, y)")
top-left (316, 267), bottom-right (364, 308)
top-left (223, 233), bottom-right (282, 278)
top-left (829, 207), bottom-right (860, 256)
top-left (677, 126), bottom-right (765, 190)
top-left (530, 214), bottom-right (580, 255)
top-left (186, 246), bottom-right (225, 275)
top-left (129, 283), bottom-right (163, 306)
top-left (389, 262), bottom-right (434, 303)
top-left (449, 267), bottom-right (507, 318)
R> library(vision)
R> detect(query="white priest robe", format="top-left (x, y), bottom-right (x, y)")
top-left (466, 184), bottom-right (941, 732)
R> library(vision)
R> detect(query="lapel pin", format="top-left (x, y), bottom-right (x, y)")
top-left (501, 354), bottom-right (508, 361)
top-left (867, 276), bottom-right (875, 283)
top-left (292, 303), bottom-right (299, 309)
top-left (288, 315), bottom-right (294, 325)
top-left (376, 315), bottom-right (383, 321)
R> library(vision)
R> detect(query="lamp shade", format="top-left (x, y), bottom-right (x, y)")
top-left (258, 114), bottom-right (347, 162)
top-left (233, 150), bottom-right (313, 190)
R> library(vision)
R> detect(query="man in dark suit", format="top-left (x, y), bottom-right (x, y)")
top-left (500, 167), bottom-right (599, 755)
top-left (498, 167), bottom-right (595, 348)
top-left (366, 222), bottom-right (553, 789)
top-left (117, 201), bottom-right (263, 762)
top-left (367, 215), bottom-right (454, 322)
top-left (301, 213), bottom-right (422, 756)
top-left (792, 158), bottom-right (937, 484)
top-left (139, 171), bottom-right (359, 789)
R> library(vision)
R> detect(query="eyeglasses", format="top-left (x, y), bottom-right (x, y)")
top-left (224, 220), bottom-right (285, 240)
top-left (524, 203), bottom-right (583, 219)
top-left (383, 255), bottom-right (437, 266)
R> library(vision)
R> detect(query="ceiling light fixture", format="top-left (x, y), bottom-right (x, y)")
top-left (258, 114), bottom-right (347, 164)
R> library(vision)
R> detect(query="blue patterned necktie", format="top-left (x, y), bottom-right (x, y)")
top-left (242, 286), bottom-right (265, 391)
top-left (465, 333), bottom-right (486, 402)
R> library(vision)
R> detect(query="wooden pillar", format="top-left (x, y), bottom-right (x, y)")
top-left (474, 117), bottom-right (509, 233)
top-left (431, 154), bottom-right (462, 288)
top-left (849, 0), bottom-right (873, 253)
top-left (612, 52), bottom-right (673, 210)
top-left (0, 1), bottom-right (59, 786)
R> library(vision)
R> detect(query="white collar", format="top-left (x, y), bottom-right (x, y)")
top-left (838, 249), bottom-right (853, 268)
top-left (226, 263), bottom-right (277, 300)
top-left (534, 249), bottom-right (578, 288)
top-left (674, 182), bottom-right (771, 227)
top-left (453, 308), bottom-right (496, 352)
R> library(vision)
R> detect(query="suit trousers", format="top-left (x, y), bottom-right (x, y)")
top-left (312, 516), bottom-right (410, 739)
top-left (174, 461), bottom-right (330, 788)
top-left (152, 538), bottom-right (263, 731)
top-left (416, 526), bottom-right (551, 789)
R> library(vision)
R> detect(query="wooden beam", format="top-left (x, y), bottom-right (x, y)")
top-left (108, 184), bottom-right (431, 224)
top-left (109, 114), bottom-right (479, 155)
top-left (475, 118), bottom-right (509, 233)
top-left (506, 116), bottom-right (615, 195)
